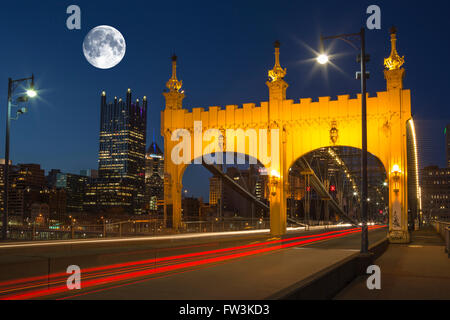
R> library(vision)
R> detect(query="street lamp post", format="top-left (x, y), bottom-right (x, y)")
top-left (318, 27), bottom-right (369, 254)
top-left (2, 75), bottom-right (36, 241)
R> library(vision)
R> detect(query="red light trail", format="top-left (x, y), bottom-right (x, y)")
top-left (0, 225), bottom-right (386, 300)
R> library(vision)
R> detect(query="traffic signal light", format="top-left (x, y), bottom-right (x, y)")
top-left (329, 185), bottom-right (336, 192)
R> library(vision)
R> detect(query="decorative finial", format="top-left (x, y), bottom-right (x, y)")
top-left (268, 40), bottom-right (286, 82)
top-left (384, 26), bottom-right (405, 71)
top-left (166, 55), bottom-right (183, 92)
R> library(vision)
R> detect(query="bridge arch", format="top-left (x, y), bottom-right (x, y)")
top-left (161, 30), bottom-right (412, 243)
top-left (180, 152), bottom-right (270, 223)
top-left (286, 146), bottom-right (388, 226)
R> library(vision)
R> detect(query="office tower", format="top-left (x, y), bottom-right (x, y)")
top-left (56, 173), bottom-right (88, 213)
top-left (8, 164), bottom-right (46, 223)
top-left (145, 140), bottom-right (164, 214)
top-left (421, 166), bottom-right (450, 221)
top-left (47, 188), bottom-right (67, 221)
top-left (209, 176), bottom-right (222, 206)
top-left (46, 169), bottom-right (61, 188)
top-left (98, 89), bottom-right (147, 214)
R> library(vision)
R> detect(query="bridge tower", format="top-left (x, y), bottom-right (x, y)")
top-left (162, 55), bottom-right (185, 230)
top-left (161, 28), bottom-right (413, 243)
top-left (266, 41), bottom-right (288, 236)
top-left (383, 27), bottom-right (409, 243)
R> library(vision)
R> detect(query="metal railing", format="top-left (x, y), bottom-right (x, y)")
top-left (181, 219), bottom-right (270, 233)
top-left (432, 221), bottom-right (450, 257)
top-left (1, 218), bottom-right (272, 241)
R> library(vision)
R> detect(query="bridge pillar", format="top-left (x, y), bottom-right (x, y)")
top-left (268, 165), bottom-right (287, 236)
top-left (162, 55), bottom-right (185, 232)
top-left (384, 27), bottom-right (410, 243)
top-left (266, 41), bottom-right (288, 237)
top-left (267, 122), bottom-right (287, 236)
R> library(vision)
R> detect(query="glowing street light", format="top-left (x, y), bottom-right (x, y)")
top-left (317, 54), bottom-right (329, 64)
top-left (26, 88), bottom-right (37, 98)
top-left (2, 74), bottom-right (37, 241)
top-left (317, 28), bottom-right (370, 254)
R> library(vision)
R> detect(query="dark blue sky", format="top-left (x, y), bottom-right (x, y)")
top-left (0, 0), bottom-right (449, 200)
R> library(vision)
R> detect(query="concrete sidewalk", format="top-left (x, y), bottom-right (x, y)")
top-left (334, 226), bottom-right (450, 300)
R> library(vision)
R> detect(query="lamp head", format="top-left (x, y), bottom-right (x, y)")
top-left (317, 54), bottom-right (329, 65)
top-left (26, 74), bottom-right (37, 98)
top-left (270, 170), bottom-right (280, 179)
top-left (26, 89), bottom-right (37, 98)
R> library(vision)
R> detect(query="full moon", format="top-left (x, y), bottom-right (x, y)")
top-left (82, 25), bottom-right (126, 69)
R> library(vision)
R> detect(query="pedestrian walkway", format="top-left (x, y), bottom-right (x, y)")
top-left (334, 226), bottom-right (450, 300)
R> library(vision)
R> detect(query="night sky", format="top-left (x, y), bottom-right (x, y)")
top-left (0, 0), bottom-right (449, 200)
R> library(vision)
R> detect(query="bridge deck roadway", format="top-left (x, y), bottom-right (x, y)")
top-left (0, 226), bottom-right (386, 300)
top-left (335, 226), bottom-right (450, 300)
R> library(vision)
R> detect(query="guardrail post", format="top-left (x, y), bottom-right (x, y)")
top-left (445, 227), bottom-right (450, 257)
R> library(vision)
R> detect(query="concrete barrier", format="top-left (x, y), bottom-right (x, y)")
top-left (431, 221), bottom-right (450, 257)
top-left (267, 238), bottom-right (389, 300)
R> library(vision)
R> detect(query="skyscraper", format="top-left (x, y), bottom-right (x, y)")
top-left (145, 140), bottom-right (164, 214)
top-left (56, 173), bottom-right (88, 213)
top-left (98, 89), bottom-right (147, 214)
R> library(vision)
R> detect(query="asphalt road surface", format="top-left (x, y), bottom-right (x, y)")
top-left (0, 225), bottom-right (387, 300)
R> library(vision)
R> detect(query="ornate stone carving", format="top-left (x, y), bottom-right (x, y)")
top-left (268, 41), bottom-right (286, 82)
top-left (330, 120), bottom-right (339, 144)
top-left (384, 27), bottom-right (405, 71)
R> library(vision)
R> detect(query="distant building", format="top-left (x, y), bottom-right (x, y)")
top-left (446, 124), bottom-right (450, 168)
top-left (208, 165), bottom-right (267, 218)
top-left (30, 203), bottom-right (50, 226)
top-left (0, 159), bottom-right (12, 215)
top-left (80, 169), bottom-right (98, 179)
top-left (98, 89), bottom-right (147, 214)
top-left (209, 175), bottom-right (222, 206)
top-left (421, 166), bottom-right (450, 221)
top-left (47, 188), bottom-right (67, 221)
top-left (46, 169), bottom-right (61, 188)
top-left (56, 173), bottom-right (88, 213)
top-left (182, 197), bottom-right (201, 221)
top-left (83, 178), bottom-right (99, 213)
top-left (8, 164), bottom-right (46, 223)
top-left (145, 141), bottom-right (164, 214)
